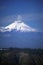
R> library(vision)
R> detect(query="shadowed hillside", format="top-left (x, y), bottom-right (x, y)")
top-left (0, 48), bottom-right (43, 65)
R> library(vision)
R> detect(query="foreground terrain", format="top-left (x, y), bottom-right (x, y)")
top-left (0, 48), bottom-right (43, 65)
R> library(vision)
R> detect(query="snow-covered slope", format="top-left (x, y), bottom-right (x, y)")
top-left (0, 20), bottom-right (37, 32)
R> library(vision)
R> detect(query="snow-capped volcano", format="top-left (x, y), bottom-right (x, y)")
top-left (0, 20), bottom-right (37, 32)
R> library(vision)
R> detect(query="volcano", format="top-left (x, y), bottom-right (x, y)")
top-left (0, 20), bottom-right (37, 32)
top-left (0, 17), bottom-right (43, 49)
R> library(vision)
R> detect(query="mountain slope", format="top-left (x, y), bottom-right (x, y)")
top-left (0, 20), bottom-right (37, 32)
top-left (0, 31), bottom-right (43, 48)
top-left (1, 19), bottom-right (43, 48)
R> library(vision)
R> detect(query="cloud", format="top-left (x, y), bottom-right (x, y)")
top-left (0, 27), bottom-right (6, 32)
top-left (21, 13), bottom-right (43, 22)
top-left (0, 13), bottom-right (43, 24)
top-left (0, 15), bottom-right (17, 23)
top-left (0, 27), bottom-right (11, 32)
top-left (17, 15), bottom-right (22, 20)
